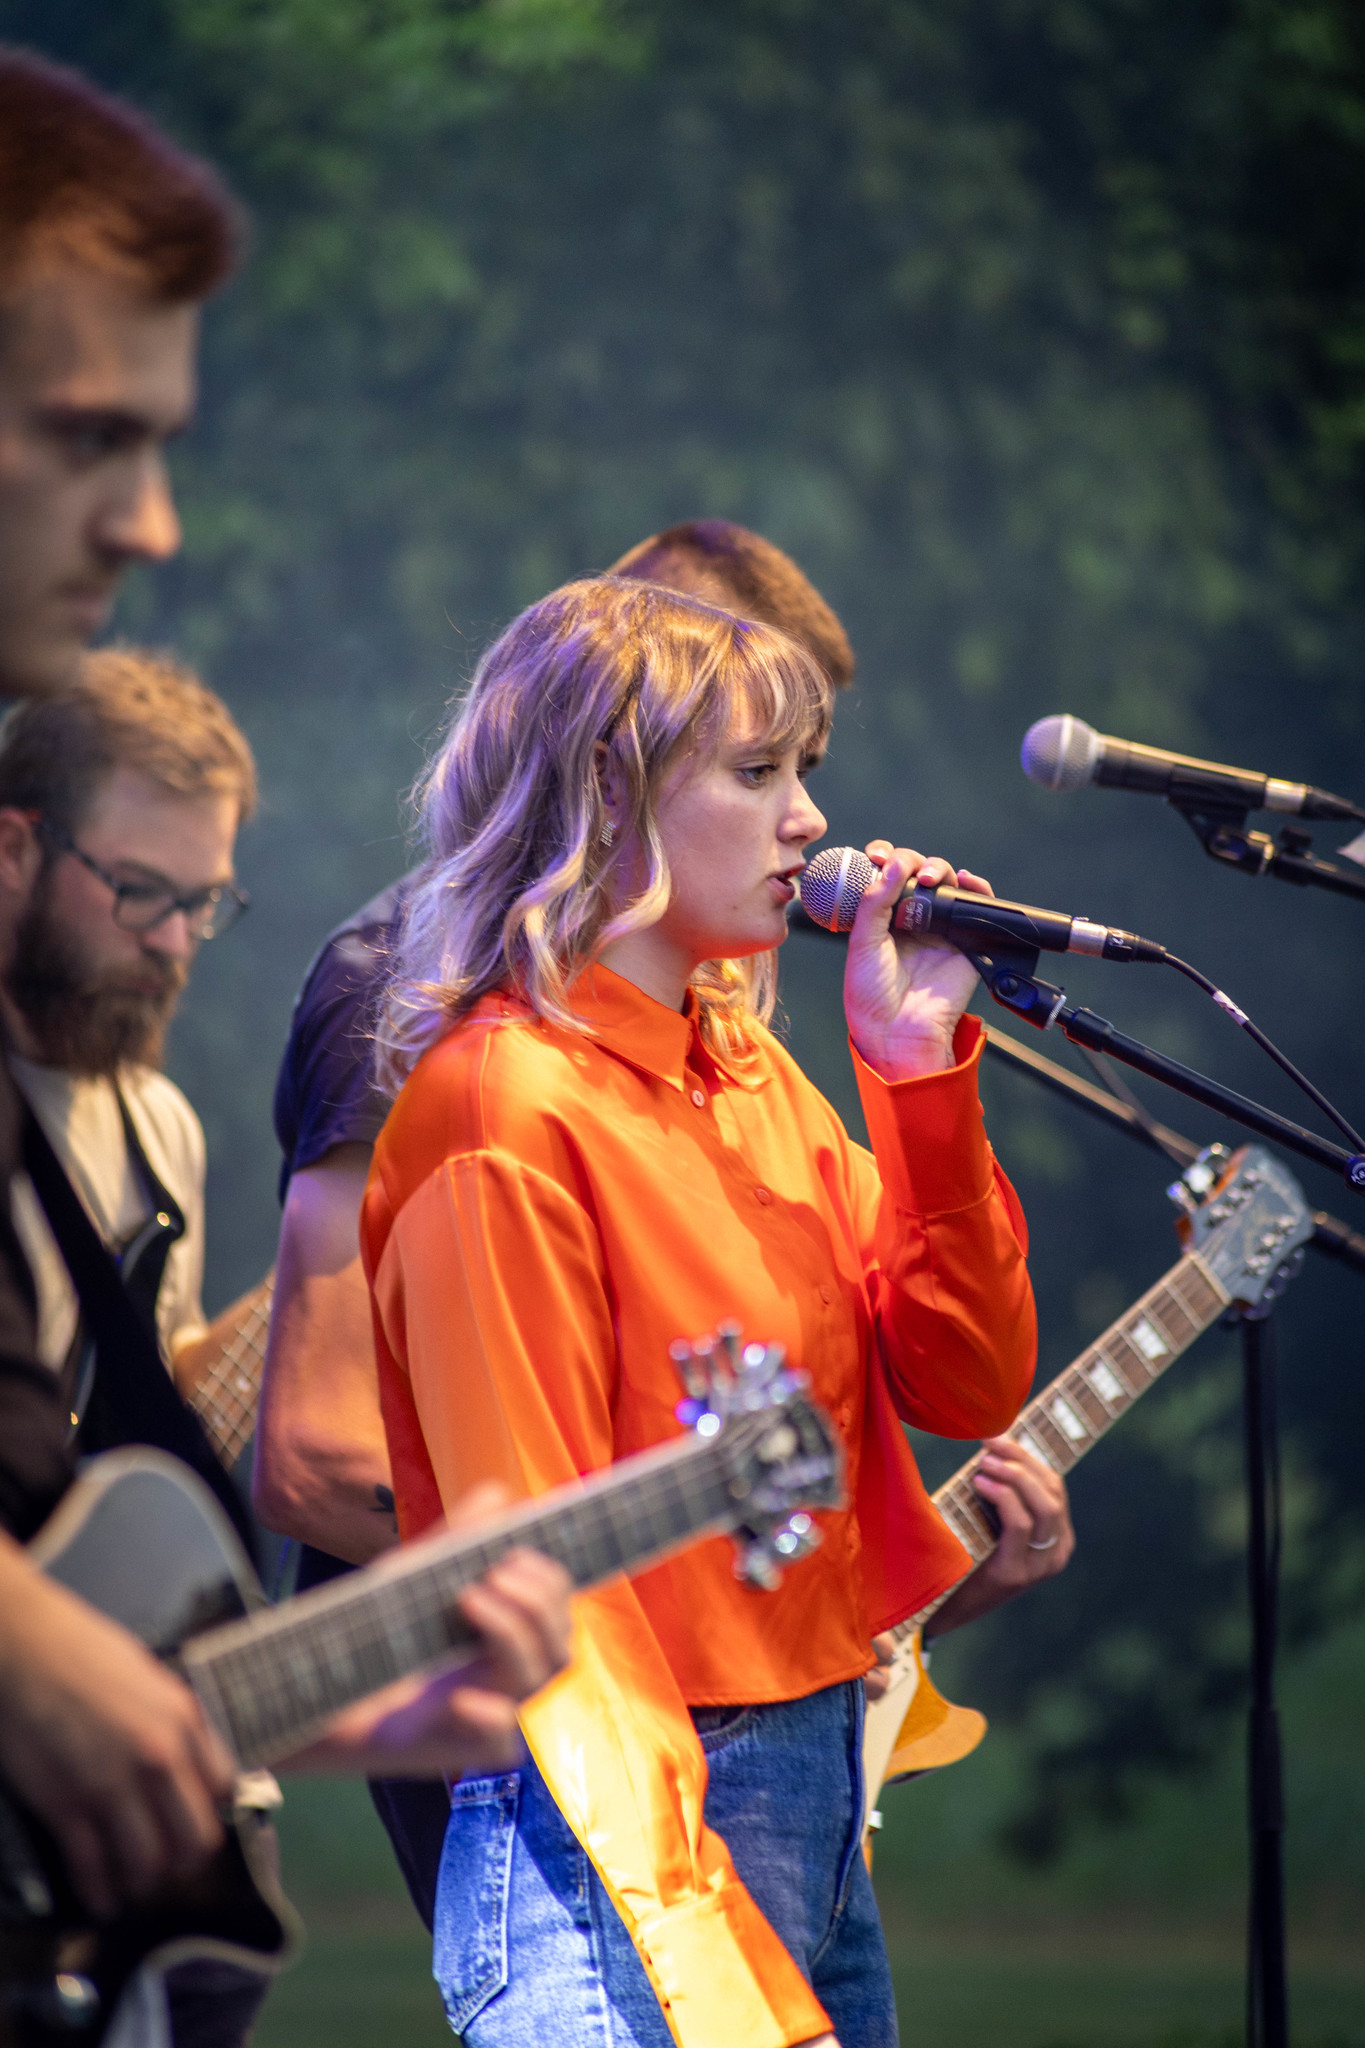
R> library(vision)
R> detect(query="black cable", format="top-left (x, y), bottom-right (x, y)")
top-left (1073, 1043), bottom-right (1194, 1168)
top-left (1164, 952), bottom-right (1365, 1153)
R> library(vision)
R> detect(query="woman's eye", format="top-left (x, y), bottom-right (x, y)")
top-left (738, 762), bottom-right (778, 787)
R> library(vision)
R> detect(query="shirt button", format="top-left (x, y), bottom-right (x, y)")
top-left (754, 1186), bottom-right (772, 1205)
top-left (819, 1284), bottom-right (835, 1304)
top-left (690, 1087), bottom-right (706, 1108)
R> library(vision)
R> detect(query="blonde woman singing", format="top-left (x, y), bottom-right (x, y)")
top-left (364, 579), bottom-right (1036, 2048)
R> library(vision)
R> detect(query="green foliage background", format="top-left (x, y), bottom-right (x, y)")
top-left (6, 0), bottom-right (1365, 1900)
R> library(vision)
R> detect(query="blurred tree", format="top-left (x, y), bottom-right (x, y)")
top-left (4, 0), bottom-right (1363, 1846)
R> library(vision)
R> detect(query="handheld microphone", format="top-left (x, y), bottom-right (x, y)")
top-left (1021, 713), bottom-right (1365, 823)
top-left (799, 845), bottom-right (1167, 962)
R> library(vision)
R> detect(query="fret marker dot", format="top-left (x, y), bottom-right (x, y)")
top-left (1049, 1396), bottom-right (1087, 1443)
top-left (1088, 1361), bottom-right (1124, 1406)
top-left (1130, 1317), bottom-right (1169, 1362)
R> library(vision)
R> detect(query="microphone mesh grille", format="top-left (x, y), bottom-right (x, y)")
top-left (1021, 714), bottom-right (1100, 793)
top-left (799, 846), bottom-right (876, 932)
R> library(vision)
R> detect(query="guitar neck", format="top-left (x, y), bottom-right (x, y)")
top-left (901, 1246), bottom-right (1231, 1638)
top-left (186, 1275), bottom-right (274, 1468)
top-left (183, 1419), bottom-right (762, 1766)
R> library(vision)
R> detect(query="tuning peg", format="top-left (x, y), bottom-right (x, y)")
top-left (669, 1338), bottom-right (710, 1402)
top-left (716, 1322), bottom-right (744, 1377)
top-left (770, 1511), bottom-right (821, 1563)
top-left (1260, 1245), bottom-right (1307, 1307)
top-left (732, 1538), bottom-right (784, 1592)
top-left (697, 1331), bottom-right (739, 1395)
top-left (735, 1341), bottom-right (790, 1407)
top-left (1169, 1143), bottom-right (1232, 1213)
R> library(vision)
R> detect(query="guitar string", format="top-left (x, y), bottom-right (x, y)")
top-left (188, 1280), bottom-right (273, 1463)
top-left (936, 1256), bottom-right (1224, 1528)
top-left (215, 1461), bottom-right (744, 1754)
top-left (207, 1240), bottom-right (1236, 1738)
top-left (195, 1425), bottom-right (782, 1754)
top-left (903, 1251), bottom-right (1230, 1637)
top-left (896, 1261), bottom-right (1227, 1630)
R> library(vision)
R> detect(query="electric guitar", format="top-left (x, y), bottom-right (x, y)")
top-left (0, 1330), bottom-right (841, 2046)
top-left (861, 1141), bottom-right (1314, 1847)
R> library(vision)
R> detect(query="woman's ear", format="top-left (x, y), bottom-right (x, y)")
top-left (592, 740), bottom-right (626, 835)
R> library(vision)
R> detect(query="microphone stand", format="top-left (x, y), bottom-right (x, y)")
top-left (1170, 798), bottom-right (1365, 905)
top-left (975, 1023), bottom-right (1365, 1278)
top-left (961, 944), bottom-right (1359, 2047)
top-left (789, 907), bottom-right (1365, 2048)
top-left (971, 1023), bottom-right (1365, 2048)
top-left (957, 944), bottom-right (1365, 1201)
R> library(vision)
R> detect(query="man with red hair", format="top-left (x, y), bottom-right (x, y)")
top-left (0, 49), bottom-right (570, 2020)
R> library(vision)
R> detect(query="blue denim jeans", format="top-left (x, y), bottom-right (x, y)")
top-left (431, 1677), bottom-right (897, 2047)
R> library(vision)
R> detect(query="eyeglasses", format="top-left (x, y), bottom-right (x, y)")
top-left (38, 819), bottom-right (250, 941)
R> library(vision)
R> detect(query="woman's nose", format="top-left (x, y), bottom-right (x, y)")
top-left (785, 784), bottom-right (827, 848)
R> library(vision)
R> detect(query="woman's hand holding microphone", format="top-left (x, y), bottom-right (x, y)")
top-left (842, 842), bottom-right (994, 1082)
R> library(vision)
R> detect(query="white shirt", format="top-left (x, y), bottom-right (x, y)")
top-left (9, 1058), bottom-right (209, 1375)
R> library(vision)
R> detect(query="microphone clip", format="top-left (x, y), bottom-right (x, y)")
top-left (1171, 797), bottom-right (1365, 904)
top-left (964, 948), bottom-right (1068, 1032)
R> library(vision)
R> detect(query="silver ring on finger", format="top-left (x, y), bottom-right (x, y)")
top-left (1027, 1534), bottom-right (1059, 1552)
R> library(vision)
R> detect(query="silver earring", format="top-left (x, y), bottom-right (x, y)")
top-left (599, 819), bottom-right (615, 847)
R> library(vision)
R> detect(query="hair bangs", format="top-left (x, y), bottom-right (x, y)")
top-left (725, 617), bottom-right (833, 764)
top-left (379, 576), bottom-right (835, 1087)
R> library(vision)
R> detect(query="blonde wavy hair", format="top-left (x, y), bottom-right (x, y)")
top-left (378, 576), bottom-right (833, 1084)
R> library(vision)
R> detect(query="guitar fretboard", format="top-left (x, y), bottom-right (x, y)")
top-left (187, 1275), bottom-right (273, 1469)
top-left (184, 1416), bottom-right (770, 1766)
top-left (899, 1248), bottom-right (1230, 1638)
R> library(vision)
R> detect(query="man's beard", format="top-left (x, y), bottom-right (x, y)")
top-left (7, 882), bottom-right (188, 1077)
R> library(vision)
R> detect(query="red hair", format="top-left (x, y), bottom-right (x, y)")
top-left (609, 520), bottom-right (856, 690)
top-left (0, 46), bottom-right (242, 300)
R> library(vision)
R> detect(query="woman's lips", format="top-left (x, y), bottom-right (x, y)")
top-left (768, 874), bottom-right (798, 904)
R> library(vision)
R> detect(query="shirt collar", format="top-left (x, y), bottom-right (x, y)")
top-left (566, 963), bottom-right (768, 1093)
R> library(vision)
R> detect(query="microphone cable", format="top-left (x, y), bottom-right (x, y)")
top-left (1160, 953), bottom-right (1365, 1155)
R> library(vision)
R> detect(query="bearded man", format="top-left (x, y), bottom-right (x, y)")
top-left (0, 646), bottom-right (257, 1426)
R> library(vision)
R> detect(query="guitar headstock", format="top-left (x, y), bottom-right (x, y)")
top-left (1168, 1143), bottom-right (1314, 1311)
top-left (670, 1325), bottom-right (845, 1591)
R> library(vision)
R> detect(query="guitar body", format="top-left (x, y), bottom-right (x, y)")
top-left (29, 1447), bottom-right (265, 1645)
top-left (1, 1452), bottom-right (301, 2048)
top-left (861, 1627), bottom-right (987, 1851)
top-left (0, 1336), bottom-right (842, 2044)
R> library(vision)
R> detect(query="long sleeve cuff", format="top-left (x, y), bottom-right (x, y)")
top-left (852, 1013), bottom-right (993, 1216)
top-left (637, 1885), bottom-right (830, 2048)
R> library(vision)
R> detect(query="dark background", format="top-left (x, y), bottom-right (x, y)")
top-left (4, 2), bottom-right (1363, 2033)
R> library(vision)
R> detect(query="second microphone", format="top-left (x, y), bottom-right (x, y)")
top-left (799, 845), bottom-right (1168, 963)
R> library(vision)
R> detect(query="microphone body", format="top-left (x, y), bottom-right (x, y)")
top-left (799, 845), bottom-right (1166, 963)
top-left (1022, 714), bottom-right (1365, 823)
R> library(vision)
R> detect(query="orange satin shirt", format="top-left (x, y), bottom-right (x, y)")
top-left (363, 966), bottom-right (1035, 2048)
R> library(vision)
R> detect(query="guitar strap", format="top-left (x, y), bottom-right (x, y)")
top-left (19, 1102), bottom-right (258, 1562)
